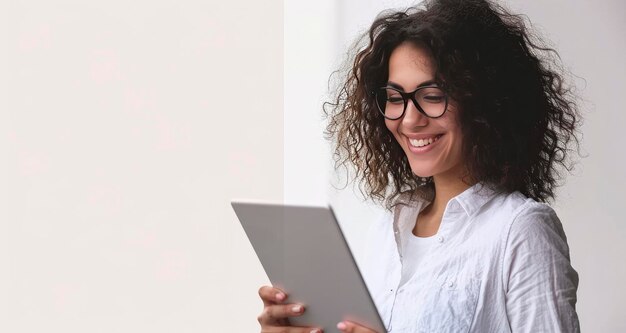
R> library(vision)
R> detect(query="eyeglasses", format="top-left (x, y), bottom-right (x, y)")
top-left (374, 85), bottom-right (449, 120)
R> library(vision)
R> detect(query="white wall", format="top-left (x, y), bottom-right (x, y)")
top-left (284, 0), bottom-right (336, 206)
top-left (286, 0), bottom-right (626, 332)
top-left (3, 1), bottom-right (282, 332)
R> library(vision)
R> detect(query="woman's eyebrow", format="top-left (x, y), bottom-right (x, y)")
top-left (386, 79), bottom-right (437, 90)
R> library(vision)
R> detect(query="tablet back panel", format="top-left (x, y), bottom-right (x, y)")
top-left (231, 202), bottom-right (386, 333)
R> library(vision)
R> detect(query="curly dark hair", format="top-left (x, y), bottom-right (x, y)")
top-left (323, 0), bottom-right (582, 209)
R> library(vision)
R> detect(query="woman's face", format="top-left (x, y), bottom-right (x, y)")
top-left (384, 42), bottom-right (464, 180)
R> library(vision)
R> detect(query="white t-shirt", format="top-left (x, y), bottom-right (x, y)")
top-left (398, 205), bottom-right (438, 288)
top-left (361, 182), bottom-right (579, 333)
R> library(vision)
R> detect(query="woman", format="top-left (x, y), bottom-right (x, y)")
top-left (258, 0), bottom-right (581, 332)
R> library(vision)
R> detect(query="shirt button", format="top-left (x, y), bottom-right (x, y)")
top-left (437, 235), bottom-right (444, 243)
top-left (447, 281), bottom-right (455, 288)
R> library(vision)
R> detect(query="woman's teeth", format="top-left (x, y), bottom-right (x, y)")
top-left (409, 135), bottom-right (441, 148)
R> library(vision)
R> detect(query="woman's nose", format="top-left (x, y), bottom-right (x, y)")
top-left (402, 99), bottom-right (429, 127)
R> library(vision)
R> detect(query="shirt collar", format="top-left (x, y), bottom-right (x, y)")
top-left (453, 182), bottom-right (501, 217)
top-left (390, 182), bottom-right (501, 252)
top-left (393, 181), bottom-right (500, 219)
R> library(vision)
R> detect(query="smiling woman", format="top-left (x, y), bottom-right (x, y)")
top-left (256, 0), bottom-right (582, 332)
top-left (323, 0), bottom-right (582, 332)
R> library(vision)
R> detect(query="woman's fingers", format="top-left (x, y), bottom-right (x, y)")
top-left (257, 285), bottom-right (323, 332)
top-left (336, 320), bottom-right (378, 333)
top-left (258, 285), bottom-right (287, 306)
top-left (257, 303), bottom-right (306, 325)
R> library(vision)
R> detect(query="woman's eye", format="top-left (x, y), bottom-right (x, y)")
top-left (387, 96), bottom-right (404, 104)
top-left (423, 95), bottom-right (444, 103)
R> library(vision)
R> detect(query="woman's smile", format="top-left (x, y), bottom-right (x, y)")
top-left (406, 134), bottom-right (444, 154)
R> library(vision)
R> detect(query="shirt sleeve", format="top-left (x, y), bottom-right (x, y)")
top-left (502, 202), bottom-right (580, 333)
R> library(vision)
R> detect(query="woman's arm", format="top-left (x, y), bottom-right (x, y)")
top-left (502, 202), bottom-right (580, 332)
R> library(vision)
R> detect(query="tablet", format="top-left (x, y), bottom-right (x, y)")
top-left (231, 201), bottom-right (386, 333)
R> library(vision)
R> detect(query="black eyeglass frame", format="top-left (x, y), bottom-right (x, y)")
top-left (373, 84), bottom-right (449, 120)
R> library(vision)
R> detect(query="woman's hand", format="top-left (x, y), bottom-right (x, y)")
top-left (257, 285), bottom-right (323, 333)
top-left (337, 320), bottom-right (379, 333)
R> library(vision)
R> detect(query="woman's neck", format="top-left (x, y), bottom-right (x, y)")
top-left (414, 172), bottom-right (474, 237)
top-left (413, 163), bottom-right (475, 237)
top-left (430, 176), bottom-right (472, 215)
top-left (428, 164), bottom-right (474, 217)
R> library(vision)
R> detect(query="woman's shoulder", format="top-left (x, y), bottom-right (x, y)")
top-left (494, 191), bottom-right (562, 228)
top-left (510, 199), bottom-right (566, 240)
top-left (482, 189), bottom-right (557, 222)
top-left (469, 189), bottom-right (566, 244)
top-left (490, 192), bottom-right (569, 251)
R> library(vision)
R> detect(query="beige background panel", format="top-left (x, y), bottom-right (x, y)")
top-left (3, 1), bottom-right (282, 332)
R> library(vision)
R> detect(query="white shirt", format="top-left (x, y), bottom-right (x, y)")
top-left (361, 182), bottom-right (580, 333)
